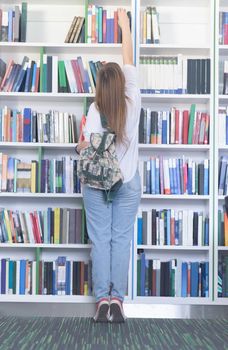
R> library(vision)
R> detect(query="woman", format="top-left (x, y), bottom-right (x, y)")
top-left (77, 8), bottom-right (141, 323)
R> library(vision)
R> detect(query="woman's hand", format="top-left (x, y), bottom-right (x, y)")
top-left (117, 8), bottom-right (129, 30)
top-left (76, 141), bottom-right (90, 154)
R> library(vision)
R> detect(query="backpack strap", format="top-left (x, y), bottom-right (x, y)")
top-left (100, 113), bottom-right (108, 129)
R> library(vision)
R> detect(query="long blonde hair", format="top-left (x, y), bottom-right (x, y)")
top-left (95, 62), bottom-right (128, 144)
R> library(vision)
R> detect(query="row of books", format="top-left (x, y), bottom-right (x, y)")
top-left (0, 54), bottom-right (103, 94)
top-left (65, 16), bottom-right (85, 43)
top-left (137, 252), bottom-right (209, 297)
top-left (218, 208), bottom-right (228, 246)
top-left (139, 158), bottom-right (209, 195)
top-left (139, 56), bottom-right (211, 94)
top-left (0, 208), bottom-right (89, 245)
top-left (218, 156), bottom-right (228, 195)
top-left (86, 5), bottom-right (131, 44)
top-left (218, 106), bottom-right (228, 145)
top-left (140, 7), bottom-right (160, 44)
top-left (137, 209), bottom-right (209, 247)
top-left (0, 154), bottom-right (81, 193)
top-left (0, 257), bottom-right (92, 296)
top-left (138, 104), bottom-right (209, 145)
top-left (0, 107), bottom-right (77, 143)
top-left (219, 12), bottom-right (228, 45)
top-left (0, 3), bottom-right (27, 42)
top-left (222, 61), bottom-right (228, 95)
top-left (218, 255), bottom-right (228, 297)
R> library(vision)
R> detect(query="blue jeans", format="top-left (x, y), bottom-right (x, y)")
top-left (83, 170), bottom-right (141, 302)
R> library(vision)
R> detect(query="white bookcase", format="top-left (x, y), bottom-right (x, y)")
top-left (133, 0), bottom-right (214, 303)
top-left (214, 0), bottom-right (228, 304)
top-left (0, 0), bottom-right (135, 304)
top-left (1, 0), bottom-right (228, 307)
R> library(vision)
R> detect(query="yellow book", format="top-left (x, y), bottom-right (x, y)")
top-left (54, 207), bottom-right (60, 244)
top-left (31, 161), bottom-right (36, 193)
top-left (4, 209), bottom-right (13, 243)
top-left (84, 282), bottom-right (88, 296)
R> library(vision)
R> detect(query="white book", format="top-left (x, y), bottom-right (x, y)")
top-left (182, 210), bottom-right (188, 246)
top-left (87, 4), bottom-right (92, 43)
top-left (64, 60), bottom-right (76, 93)
top-left (24, 211), bottom-right (35, 244)
top-left (59, 112), bottom-right (64, 143)
top-left (63, 112), bottom-right (69, 143)
top-left (181, 55), bottom-right (187, 93)
top-left (32, 261), bottom-right (36, 295)
top-left (218, 107), bottom-right (226, 146)
top-left (170, 107), bottom-right (175, 144)
top-left (52, 56), bottom-right (58, 93)
top-left (146, 10), bottom-right (152, 43)
top-left (163, 159), bottom-right (170, 194)
top-left (54, 111), bottom-right (59, 143)
top-left (151, 8), bottom-right (160, 43)
top-left (147, 210), bottom-right (152, 245)
top-left (188, 211), bottom-right (193, 246)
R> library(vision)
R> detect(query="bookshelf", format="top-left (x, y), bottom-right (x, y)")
top-left (1, 0), bottom-right (228, 309)
top-left (133, 0), bottom-right (214, 302)
top-left (0, 0), bottom-right (135, 303)
top-left (214, 0), bottom-right (228, 304)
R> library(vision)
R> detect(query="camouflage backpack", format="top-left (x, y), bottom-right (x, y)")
top-left (77, 114), bottom-right (124, 202)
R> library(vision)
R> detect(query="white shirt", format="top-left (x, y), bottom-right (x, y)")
top-left (83, 64), bottom-right (141, 183)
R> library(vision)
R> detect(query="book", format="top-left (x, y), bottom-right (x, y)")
top-left (140, 6), bottom-right (160, 44)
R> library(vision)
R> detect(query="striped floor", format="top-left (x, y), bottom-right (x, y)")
top-left (0, 316), bottom-right (228, 350)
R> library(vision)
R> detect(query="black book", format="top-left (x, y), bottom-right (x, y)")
top-left (44, 261), bottom-right (47, 295)
top-left (138, 108), bottom-right (145, 143)
top-left (76, 261), bottom-right (81, 295)
top-left (198, 163), bottom-right (204, 195)
top-left (187, 59), bottom-right (193, 94)
top-left (73, 261), bottom-right (77, 295)
top-left (51, 210), bottom-right (54, 244)
top-left (193, 212), bottom-right (198, 246)
top-left (28, 61), bottom-right (35, 92)
top-left (152, 209), bottom-right (157, 245)
top-left (160, 262), bottom-right (166, 296)
top-left (196, 59), bottom-right (201, 94)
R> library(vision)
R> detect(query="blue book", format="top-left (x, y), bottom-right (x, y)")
top-left (150, 158), bottom-right (156, 194)
top-left (107, 13), bottom-right (111, 43)
top-left (190, 262), bottom-right (199, 297)
top-left (204, 217), bottom-right (209, 246)
top-left (8, 10), bottom-right (13, 42)
top-left (66, 260), bottom-right (71, 295)
top-left (1, 259), bottom-right (6, 294)
top-left (187, 161), bottom-right (193, 194)
top-left (179, 158), bottom-right (184, 194)
top-left (137, 215), bottom-right (143, 245)
top-left (175, 216), bottom-right (179, 245)
top-left (176, 159), bottom-right (181, 194)
top-left (23, 108), bottom-right (31, 142)
top-left (181, 262), bottom-right (188, 297)
top-left (202, 262), bottom-right (209, 298)
top-left (204, 160), bottom-right (209, 195)
top-left (146, 160), bottom-right (151, 194)
top-left (12, 109), bottom-right (17, 142)
top-left (218, 156), bottom-right (227, 195)
top-left (24, 61), bottom-right (32, 92)
top-left (19, 260), bottom-right (26, 295)
top-left (110, 17), bottom-right (114, 43)
top-left (140, 252), bottom-right (146, 296)
top-left (162, 115), bottom-right (167, 144)
top-left (166, 209), bottom-right (171, 245)
top-left (89, 61), bottom-right (97, 86)
top-left (31, 62), bottom-right (37, 92)
top-left (14, 56), bottom-right (29, 92)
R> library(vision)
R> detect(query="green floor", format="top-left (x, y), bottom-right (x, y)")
top-left (0, 316), bottom-right (228, 350)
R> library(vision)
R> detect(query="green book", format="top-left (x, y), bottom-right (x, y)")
top-left (39, 47), bottom-right (44, 93)
top-left (188, 104), bottom-right (196, 144)
top-left (98, 7), bottom-right (103, 43)
top-left (58, 61), bottom-right (67, 93)
top-left (137, 257), bottom-right (141, 296)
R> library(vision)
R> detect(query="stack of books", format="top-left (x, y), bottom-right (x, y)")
top-left (140, 6), bottom-right (160, 44)
top-left (0, 256), bottom-right (92, 296)
top-left (0, 207), bottom-right (89, 244)
top-left (0, 2), bottom-right (27, 42)
top-left (0, 107), bottom-right (77, 143)
top-left (137, 209), bottom-right (209, 246)
top-left (139, 104), bottom-right (209, 144)
top-left (140, 55), bottom-right (210, 94)
top-left (139, 157), bottom-right (209, 195)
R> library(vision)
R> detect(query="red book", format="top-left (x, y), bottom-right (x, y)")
top-left (187, 264), bottom-right (191, 297)
top-left (170, 215), bottom-right (175, 245)
top-left (114, 11), bottom-right (118, 44)
top-left (224, 24), bottom-right (228, 45)
top-left (71, 60), bottom-right (82, 93)
top-left (174, 109), bottom-right (179, 144)
top-left (34, 211), bottom-right (42, 243)
top-left (75, 59), bottom-right (84, 93)
top-left (182, 110), bottom-right (189, 144)
top-left (204, 114), bottom-right (209, 144)
top-left (35, 65), bottom-right (40, 92)
top-left (91, 5), bottom-right (96, 43)
top-left (18, 112), bottom-right (23, 142)
top-left (30, 213), bottom-right (38, 243)
top-left (102, 9), bottom-right (107, 43)
top-left (193, 111), bottom-right (201, 144)
top-left (0, 59), bottom-right (14, 91)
